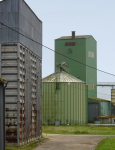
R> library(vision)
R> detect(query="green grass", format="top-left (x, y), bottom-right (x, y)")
top-left (96, 137), bottom-right (115, 150)
top-left (6, 141), bottom-right (38, 150)
top-left (6, 136), bottom-right (49, 150)
top-left (42, 125), bottom-right (115, 135)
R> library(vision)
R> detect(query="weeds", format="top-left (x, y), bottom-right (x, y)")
top-left (42, 125), bottom-right (115, 135)
top-left (6, 136), bottom-right (48, 150)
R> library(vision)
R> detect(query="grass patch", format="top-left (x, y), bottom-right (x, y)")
top-left (96, 137), bottom-right (115, 150)
top-left (6, 136), bottom-right (49, 150)
top-left (42, 125), bottom-right (115, 135)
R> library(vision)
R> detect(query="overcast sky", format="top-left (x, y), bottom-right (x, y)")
top-left (26, 0), bottom-right (115, 82)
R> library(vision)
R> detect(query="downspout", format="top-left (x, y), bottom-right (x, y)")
top-left (3, 81), bottom-right (8, 150)
top-left (86, 84), bottom-right (88, 124)
top-left (17, 44), bottom-right (20, 146)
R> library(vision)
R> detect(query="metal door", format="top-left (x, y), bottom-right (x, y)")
top-left (88, 103), bottom-right (99, 122)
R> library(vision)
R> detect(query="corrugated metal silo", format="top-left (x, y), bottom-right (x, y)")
top-left (42, 71), bottom-right (88, 125)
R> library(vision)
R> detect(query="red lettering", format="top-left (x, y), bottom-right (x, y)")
top-left (65, 42), bottom-right (75, 46)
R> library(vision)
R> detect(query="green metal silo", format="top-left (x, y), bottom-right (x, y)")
top-left (42, 70), bottom-right (88, 125)
top-left (55, 32), bottom-right (97, 98)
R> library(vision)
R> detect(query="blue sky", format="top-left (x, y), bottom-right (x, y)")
top-left (26, 0), bottom-right (115, 82)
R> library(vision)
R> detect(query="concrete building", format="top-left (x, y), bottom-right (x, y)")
top-left (0, 0), bottom-right (42, 146)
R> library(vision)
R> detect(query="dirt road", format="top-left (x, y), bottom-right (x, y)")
top-left (34, 134), bottom-right (115, 150)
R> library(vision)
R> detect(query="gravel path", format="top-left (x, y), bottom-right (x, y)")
top-left (34, 134), bottom-right (115, 150)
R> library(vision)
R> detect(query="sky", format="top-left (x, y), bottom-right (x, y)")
top-left (25, 0), bottom-right (115, 82)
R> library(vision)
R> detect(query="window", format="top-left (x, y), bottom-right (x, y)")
top-left (88, 51), bottom-right (94, 58)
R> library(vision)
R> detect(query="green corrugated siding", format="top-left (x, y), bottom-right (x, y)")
top-left (55, 37), bottom-right (97, 98)
top-left (86, 37), bottom-right (97, 98)
top-left (42, 82), bottom-right (88, 125)
top-left (88, 98), bottom-right (111, 116)
top-left (86, 85), bottom-right (88, 123)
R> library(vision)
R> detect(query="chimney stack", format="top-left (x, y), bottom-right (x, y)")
top-left (72, 31), bottom-right (75, 39)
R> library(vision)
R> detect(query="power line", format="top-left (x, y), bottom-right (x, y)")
top-left (24, 68), bottom-right (111, 97)
top-left (42, 72), bottom-right (111, 97)
top-left (0, 22), bottom-right (115, 77)
top-left (0, 21), bottom-right (112, 97)
top-left (63, 83), bottom-right (111, 97)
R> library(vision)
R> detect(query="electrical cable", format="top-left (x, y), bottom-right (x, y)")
top-left (0, 22), bottom-right (113, 98)
top-left (42, 73), bottom-right (112, 97)
top-left (62, 83), bottom-right (111, 97)
top-left (0, 21), bottom-right (115, 77)
top-left (21, 68), bottom-right (112, 97)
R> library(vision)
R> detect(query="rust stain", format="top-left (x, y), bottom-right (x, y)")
top-left (6, 108), bottom-right (9, 111)
top-left (6, 129), bottom-right (17, 133)
top-left (19, 135), bottom-right (25, 140)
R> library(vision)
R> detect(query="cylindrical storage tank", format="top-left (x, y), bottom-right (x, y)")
top-left (42, 71), bottom-right (88, 125)
top-left (0, 78), bottom-right (7, 150)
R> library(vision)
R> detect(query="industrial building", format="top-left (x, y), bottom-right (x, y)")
top-left (55, 32), bottom-right (97, 98)
top-left (88, 98), bottom-right (111, 123)
top-left (42, 32), bottom-right (115, 125)
top-left (111, 89), bottom-right (115, 115)
top-left (42, 69), bottom-right (88, 125)
top-left (94, 116), bottom-right (115, 124)
top-left (0, 0), bottom-right (42, 146)
top-left (97, 82), bottom-right (115, 101)
top-left (97, 82), bottom-right (115, 116)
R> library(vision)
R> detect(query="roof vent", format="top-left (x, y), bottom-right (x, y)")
top-left (72, 31), bottom-right (75, 39)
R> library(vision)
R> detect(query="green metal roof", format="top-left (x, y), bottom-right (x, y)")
top-left (42, 71), bottom-right (85, 83)
top-left (56, 35), bottom-right (91, 40)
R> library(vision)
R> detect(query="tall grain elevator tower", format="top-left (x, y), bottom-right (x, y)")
top-left (0, 0), bottom-right (42, 146)
top-left (55, 32), bottom-right (97, 98)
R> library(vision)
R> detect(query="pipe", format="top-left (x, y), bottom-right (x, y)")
top-left (17, 44), bottom-right (20, 147)
top-left (3, 81), bottom-right (8, 150)
top-left (72, 31), bottom-right (75, 39)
